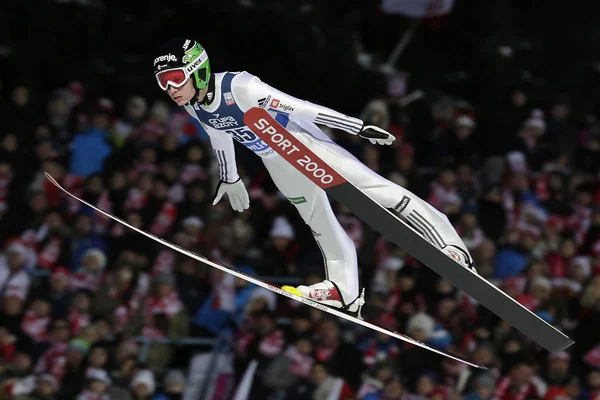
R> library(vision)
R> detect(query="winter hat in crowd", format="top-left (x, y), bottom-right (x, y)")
top-left (544, 386), bottom-right (569, 400)
top-left (248, 287), bottom-right (277, 311)
top-left (382, 256), bottom-right (405, 272)
top-left (536, 310), bottom-right (555, 324)
top-left (524, 109), bottom-right (546, 131)
top-left (182, 216), bottom-right (204, 231)
top-left (507, 151), bottom-right (528, 173)
top-left (6, 242), bottom-right (27, 261)
top-left (127, 96), bottom-right (148, 115)
top-left (87, 367), bottom-right (112, 384)
top-left (360, 99), bottom-right (390, 130)
top-left (82, 248), bottom-right (107, 270)
top-left (475, 373), bottom-right (496, 390)
top-left (131, 369), bottom-right (156, 394)
top-left (51, 266), bottom-right (70, 281)
top-left (153, 271), bottom-right (175, 286)
top-left (549, 351), bottom-right (571, 362)
top-left (532, 276), bottom-right (552, 292)
top-left (68, 338), bottom-right (90, 354)
top-left (406, 312), bottom-right (435, 339)
top-left (150, 101), bottom-right (170, 123)
top-left (480, 157), bottom-right (505, 190)
top-left (386, 72), bottom-right (408, 98)
top-left (572, 257), bottom-right (592, 278)
top-left (37, 374), bottom-right (59, 390)
top-left (164, 369), bottom-right (186, 387)
top-left (377, 312), bottom-right (399, 331)
top-left (269, 216), bottom-right (295, 240)
top-left (455, 115), bottom-right (475, 128)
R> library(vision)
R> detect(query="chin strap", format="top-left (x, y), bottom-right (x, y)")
top-left (183, 73), bottom-right (214, 107)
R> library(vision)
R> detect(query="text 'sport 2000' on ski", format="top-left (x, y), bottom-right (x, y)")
top-left (43, 172), bottom-right (486, 369)
top-left (244, 107), bottom-right (574, 354)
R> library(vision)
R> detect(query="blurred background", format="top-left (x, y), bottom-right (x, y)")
top-left (1, 0), bottom-right (600, 399)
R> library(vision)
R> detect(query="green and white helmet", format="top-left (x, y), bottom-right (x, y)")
top-left (153, 38), bottom-right (211, 91)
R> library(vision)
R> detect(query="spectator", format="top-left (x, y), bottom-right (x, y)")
top-left (20, 298), bottom-right (52, 347)
top-left (92, 260), bottom-right (145, 330)
top-left (153, 369), bottom-right (186, 400)
top-left (234, 309), bottom-right (285, 393)
top-left (363, 376), bottom-right (404, 400)
top-left (314, 318), bottom-right (365, 389)
top-left (0, 242), bottom-right (31, 302)
top-left (33, 319), bottom-right (70, 377)
top-left (4, 6), bottom-right (600, 398)
top-left (54, 339), bottom-right (89, 398)
top-left (111, 355), bottom-right (139, 389)
top-left (76, 368), bottom-right (112, 399)
top-left (255, 215), bottom-right (299, 276)
top-left (3, 352), bottom-right (34, 398)
top-left (262, 335), bottom-right (315, 392)
top-left (356, 361), bottom-right (397, 399)
top-left (493, 359), bottom-right (543, 400)
top-left (173, 256), bottom-right (211, 315)
top-left (113, 96), bottom-right (148, 147)
top-left (38, 268), bottom-right (72, 319)
top-left (309, 362), bottom-right (354, 400)
top-left (130, 369), bottom-right (156, 400)
top-left (87, 346), bottom-right (109, 371)
top-left (69, 214), bottom-right (106, 271)
top-left (13, 374), bottom-right (59, 400)
top-left (69, 107), bottom-right (113, 177)
top-left (70, 249), bottom-right (107, 292)
top-left (358, 313), bottom-right (401, 370)
top-left (68, 291), bottom-right (92, 336)
top-left (463, 373), bottom-right (496, 400)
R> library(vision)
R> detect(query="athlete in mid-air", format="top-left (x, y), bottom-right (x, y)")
top-left (153, 38), bottom-right (475, 313)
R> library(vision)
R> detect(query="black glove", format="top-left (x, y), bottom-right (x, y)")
top-left (359, 125), bottom-right (396, 145)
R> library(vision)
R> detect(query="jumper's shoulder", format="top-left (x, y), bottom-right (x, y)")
top-left (228, 71), bottom-right (262, 110)
top-left (230, 70), bottom-right (261, 89)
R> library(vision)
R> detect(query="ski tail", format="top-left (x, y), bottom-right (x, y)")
top-left (44, 172), bottom-right (486, 369)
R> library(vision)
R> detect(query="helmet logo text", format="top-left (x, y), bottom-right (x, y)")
top-left (154, 53), bottom-right (177, 66)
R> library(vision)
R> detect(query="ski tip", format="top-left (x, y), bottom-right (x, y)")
top-left (281, 285), bottom-right (303, 297)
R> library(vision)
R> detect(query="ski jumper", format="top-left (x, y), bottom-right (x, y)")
top-left (185, 71), bottom-right (469, 305)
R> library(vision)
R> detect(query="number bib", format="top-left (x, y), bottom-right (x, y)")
top-left (192, 72), bottom-right (277, 159)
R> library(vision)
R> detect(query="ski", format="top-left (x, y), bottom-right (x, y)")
top-left (44, 172), bottom-right (486, 369)
top-left (244, 107), bottom-right (574, 353)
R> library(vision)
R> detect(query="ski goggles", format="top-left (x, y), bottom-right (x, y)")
top-left (155, 51), bottom-right (208, 91)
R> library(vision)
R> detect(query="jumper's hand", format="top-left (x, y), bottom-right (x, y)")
top-left (359, 125), bottom-right (396, 145)
top-left (212, 178), bottom-right (250, 212)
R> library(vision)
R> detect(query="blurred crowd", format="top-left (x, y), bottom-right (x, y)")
top-left (1, 1), bottom-right (600, 400)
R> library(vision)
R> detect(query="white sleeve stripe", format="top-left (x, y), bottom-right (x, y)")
top-left (213, 149), bottom-right (229, 182)
top-left (212, 149), bottom-right (223, 181)
top-left (219, 150), bottom-right (229, 182)
top-left (317, 112), bottom-right (363, 129)
top-left (315, 117), bottom-right (362, 133)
